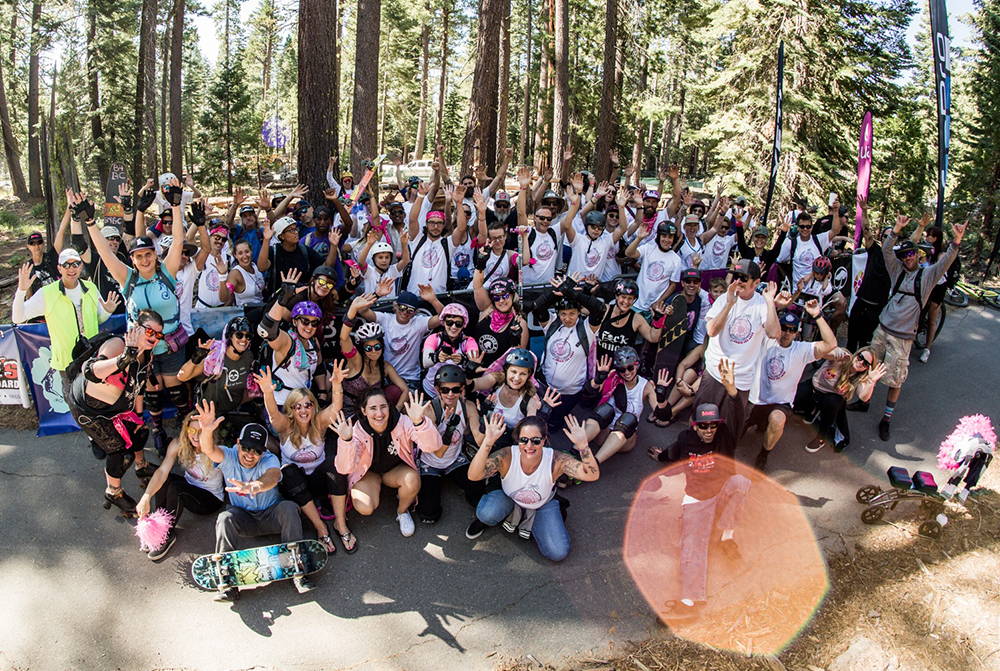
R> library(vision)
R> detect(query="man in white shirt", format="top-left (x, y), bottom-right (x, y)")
top-left (746, 302), bottom-right (836, 470)
top-left (695, 259), bottom-right (782, 430)
top-left (776, 204), bottom-right (843, 286)
top-left (626, 221), bottom-right (682, 314)
top-left (565, 209), bottom-right (623, 280)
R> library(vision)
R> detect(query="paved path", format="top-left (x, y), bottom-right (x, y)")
top-left (1, 305), bottom-right (996, 671)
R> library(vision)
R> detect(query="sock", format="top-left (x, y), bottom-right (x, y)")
top-left (882, 401), bottom-right (896, 421)
top-left (721, 529), bottom-right (734, 542)
top-left (681, 599), bottom-right (695, 607)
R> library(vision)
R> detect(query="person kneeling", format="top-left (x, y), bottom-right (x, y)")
top-left (469, 414), bottom-right (599, 562)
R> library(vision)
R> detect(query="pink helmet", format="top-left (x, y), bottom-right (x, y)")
top-left (291, 300), bottom-right (322, 320)
top-left (440, 302), bottom-right (469, 327)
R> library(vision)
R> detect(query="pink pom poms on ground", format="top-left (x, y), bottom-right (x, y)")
top-left (135, 508), bottom-right (175, 552)
top-left (937, 414), bottom-right (997, 471)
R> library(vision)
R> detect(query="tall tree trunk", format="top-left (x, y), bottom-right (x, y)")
top-left (223, 0), bottom-right (233, 194)
top-left (593, 0), bottom-right (617, 181)
top-left (40, 111), bottom-right (55, 237)
top-left (434, 0), bottom-right (450, 148)
top-left (461, 0), bottom-right (502, 176)
top-left (350, 0), bottom-right (381, 174)
top-left (159, 26), bottom-right (168, 173)
top-left (27, 0), bottom-right (42, 197)
top-left (87, 5), bottom-right (109, 181)
top-left (133, 0), bottom-right (158, 190)
top-left (630, 55), bottom-right (647, 177)
top-left (549, 0), bottom-right (568, 180)
top-left (414, 4), bottom-right (430, 160)
top-left (298, 0), bottom-right (339, 206)
top-left (332, 0), bottom-right (340, 171)
top-left (169, 0), bottom-right (184, 174)
top-left (674, 84), bottom-right (685, 152)
top-left (532, 0), bottom-right (550, 169)
top-left (0, 51), bottom-right (28, 199)
top-left (659, 73), bottom-right (675, 167)
top-left (518, 0), bottom-right (532, 164)
top-left (496, 0), bottom-right (510, 157)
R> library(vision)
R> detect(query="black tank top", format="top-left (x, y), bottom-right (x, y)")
top-left (472, 314), bottom-right (522, 368)
top-left (596, 308), bottom-right (636, 360)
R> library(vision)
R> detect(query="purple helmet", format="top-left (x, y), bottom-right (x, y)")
top-left (291, 300), bottom-right (322, 320)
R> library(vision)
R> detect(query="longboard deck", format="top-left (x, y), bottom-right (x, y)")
top-left (191, 540), bottom-right (327, 591)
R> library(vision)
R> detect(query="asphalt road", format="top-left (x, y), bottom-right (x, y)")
top-left (1, 305), bottom-right (996, 671)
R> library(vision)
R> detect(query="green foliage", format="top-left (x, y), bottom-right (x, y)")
top-left (0, 211), bottom-right (19, 228)
top-left (29, 203), bottom-right (47, 218)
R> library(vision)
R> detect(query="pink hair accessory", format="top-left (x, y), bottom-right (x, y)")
top-left (135, 508), bottom-right (175, 552)
top-left (938, 414), bottom-right (997, 470)
top-left (427, 210), bottom-right (446, 222)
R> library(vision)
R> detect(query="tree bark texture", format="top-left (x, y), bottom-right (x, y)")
top-left (87, 5), bottom-right (109, 182)
top-left (434, 0), bottom-right (450, 148)
top-left (532, 0), bottom-right (551, 170)
top-left (169, 0), bottom-right (184, 175)
top-left (593, 0), bottom-right (617, 181)
top-left (350, 0), bottom-right (381, 175)
top-left (549, 0), bottom-right (568, 180)
top-left (461, 0), bottom-right (503, 176)
top-left (298, 0), bottom-right (340, 206)
top-left (27, 0), bottom-right (42, 197)
top-left (414, 4), bottom-right (430, 160)
top-left (132, 0), bottom-right (158, 190)
top-left (518, 0), bottom-right (532, 164)
top-left (497, 0), bottom-right (510, 158)
top-left (0, 50), bottom-right (28, 199)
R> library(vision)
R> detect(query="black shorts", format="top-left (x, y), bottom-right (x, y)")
top-left (929, 283), bottom-right (946, 305)
top-left (745, 403), bottom-right (791, 433)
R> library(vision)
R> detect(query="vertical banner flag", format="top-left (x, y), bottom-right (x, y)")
top-left (929, 0), bottom-right (951, 228)
top-left (14, 324), bottom-right (80, 436)
top-left (760, 41), bottom-right (785, 229)
top-left (102, 162), bottom-right (129, 232)
top-left (855, 112), bottom-right (873, 248)
top-left (0, 326), bottom-right (30, 407)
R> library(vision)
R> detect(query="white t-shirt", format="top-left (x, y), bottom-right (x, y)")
top-left (451, 235), bottom-right (474, 281)
top-left (704, 292), bottom-right (771, 390)
top-left (375, 311), bottom-right (430, 380)
top-left (797, 278), bottom-right (833, 304)
top-left (568, 232), bottom-right (614, 279)
top-left (542, 323), bottom-right (588, 395)
top-left (174, 263), bottom-right (198, 336)
top-left (750, 339), bottom-right (818, 405)
top-left (701, 233), bottom-right (738, 270)
top-left (677, 235), bottom-right (705, 268)
top-left (406, 233), bottom-right (451, 294)
top-left (523, 227), bottom-right (561, 285)
top-left (363, 263), bottom-right (401, 299)
top-left (183, 455), bottom-right (225, 500)
top-left (636, 245), bottom-right (683, 311)
top-left (778, 231), bottom-right (830, 285)
top-left (280, 436), bottom-right (326, 475)
top-left (481, 250), bottom-right (512, 286)
top-left (600, 234), bottom-right (623, 282)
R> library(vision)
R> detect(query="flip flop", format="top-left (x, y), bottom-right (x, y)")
top-left (338, 530), bottom-right (358, 554)
top-left (318, 535), bottom-right (337, 554)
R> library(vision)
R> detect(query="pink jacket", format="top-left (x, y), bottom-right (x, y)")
top-left (335, 415), bottom-right (442, 488)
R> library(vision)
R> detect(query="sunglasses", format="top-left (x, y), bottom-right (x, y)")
top-left (240, 445), bottom-right (266, 454)
top-left (314, 277), bottom-right (335, 288)
top-left (857, 355), bottom-right (873, 369)
top-left (535, 215), bottom-right (552, 221)
top-left (900, 250), bottom-right (917, 259)
top-left (232, 331), bottom-right (250, 340)
top-left (144, 327), bottom-right (165, 341)
top-left (780, 325), bottom-right (799, 333)
top-left (439, 385), bottom-right (463, 395)
top-left (496, 202), bottom-right (510, 208)
top-left (186, 425), bottom-right (201, 436)
top-left (617, 364), bottom-right (637, 373)
top-left (395, 304), bottom-right (416, 314)
top-left (61, 261), bottom-right (82, 269)
top-left (607, 212), bottom-right (619, 218)
top-left (695, 422), bottom-right (719, 430)
top-left (296, 317), bottom-right (321, 328)
top-left (293, 401), bottom-right (315, 411)
top-left (682, 278), bottom-right (701, 284)
top-left (363, 343), bottom-right (383, 352)
top-left (518, 436), bottom-right (544, 446)
top-left (443, 318), bottom-right (464, 328)
top-left (798, 224), bottom-right (813, 230)
top-left (732, 273), bottom-right (751, 282)
top-left (27, 240), bottom-right (43, 245)
top-left (108, 237), bottom-right (122, 243)
top-left (491, 292), bottom-right (512, 301)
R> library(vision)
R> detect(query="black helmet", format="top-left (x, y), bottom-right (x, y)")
top-left (313, 265), bottom-right (337, 280)
top-left (893, 239), bottom-right (917, 259)
top-left (553, 297), bottom-right (578, 311)
top-left (612, 346), bottom-right (640, 371)
top-left (656, 221), bottom-right (677, 238)
top-left (434, 363), bottom-right (466, 387)
top-left (503, 347), bottom-right (536, 374)
top-left (614, 278), bottom-right (639, 297)
top-left (584, 211), bottom-right (606, 229)
top-left (224, 315), bottom-right (250, 342)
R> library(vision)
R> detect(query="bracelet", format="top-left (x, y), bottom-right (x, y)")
top-left (225, 282), bottom-right (235, 294)
top-left (412, 418), bottom-right (426, 428)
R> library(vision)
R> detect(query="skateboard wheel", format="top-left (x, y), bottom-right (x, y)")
top-left (287, 542), bottom-right (298, 549)
top-left (918, 520), bottom-right (942, 539)
top-left (860, 506), bottom-right (885, 524)
top-left (211, 554), bottom-right (223, 561)
top-left (856, 485), bottom-right (881, 504)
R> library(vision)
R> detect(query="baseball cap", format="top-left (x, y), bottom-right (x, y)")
top-left (732, 258), bottom-right (761, 280)
top-left (735, 196), bottom-right (747, 206)
top-left (541, 190), bottom-right (564, 204)
top-left (683, 214), bottom-right (701, 226)
top-left (58, 248), bottom-right (82, 265)
top-left (387, 200), bottom-right (405, 211)
top-left (693, 403), bottom-right (723, 424)
top-left (238, 423), bottom-right (269, 453)
top-left (751, 225), bottom-right (770, 238)
top-left (239, 204), bottom-right (256, 215)
top-left (494, 191), bottom-right (511, 204)
top-left (643, 190), bottom-right (660, 201)
top-left (680, 268), bottom-right (701, 282)
top-left (273, 216), bottom-right (297, 237)
top-left (100, 225), bottom-right (122, 239)
top-left (26, 231), bottom-right (44, 244)
top-left (395, 290), bottom-right (421, 309)
top-left (779, 311), bottom-right (801, 329)
top-left (128, 236), bottom-right (157, 254)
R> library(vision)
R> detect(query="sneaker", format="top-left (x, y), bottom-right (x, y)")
top-left (396, 511), bottom-right (415, 537)
top-left (754, 448), bottom-right (769, 471)
top-left (465, 518), bottom-right (487, 540)
top-left (919, 348), bottom-right (930, 363)
top-left (293, 575), bottom-right (316, 593)
top-left (804, 437), bottom-right (826, 453)
top-left (146, 532), bottom-right (176, 561)
top-left (846, 400), bottom-right (870, 413)
top-left (501, 506), bottom-right (522, 534)
top-left (215, 587), bottom-right (240, 602)
top-left (834, 438), bottom-right (849, 452)
top-left (878, 418), bottom-right (891, 441)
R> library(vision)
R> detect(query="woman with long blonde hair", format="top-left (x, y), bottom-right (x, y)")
top-left (255, 362), bottom-right (357, 554)
top-left (136, 406), bottom-right (226, 561)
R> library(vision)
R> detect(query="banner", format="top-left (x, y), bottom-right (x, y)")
top-left (760, 41), bottom-right (784, 229)
top-left (849, 250), bottom-right (869, 313)
top-left (855, 112), bottom-right (873, 248)
top-left (0, 326), bottom-right (30, 407)
top-left (929, 0), bottom-right (951, 229)
top-left (14, 323), bottom-right (80, 436)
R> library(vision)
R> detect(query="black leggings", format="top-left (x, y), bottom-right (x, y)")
top-left (153, 472), bottom-right (225, 518)
top-left (279, 461), bottom-right (348, 506)
top-left (74, 413), bottom-right (149, 478)
top-left (416, 463), bottom-right (486, 523)
top-left (847, 299), bottom-right (882, 352)
top-left (793, 381), bottom-right (850, 444)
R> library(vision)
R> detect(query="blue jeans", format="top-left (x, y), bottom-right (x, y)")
top-left (475, 489), bottom-right (570, 562)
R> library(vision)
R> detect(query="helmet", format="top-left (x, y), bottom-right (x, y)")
top-left (656, 221), bottom-right (677, 238)
top-left (370, 241), bottom-right (394, 257)
top-left (612, 346), bottom-right (640, 371)
top-left (893, 239), bottom-right (917, 259)
top-left (812, 257), bottom-right (833, 274)
top-left (157, 235), bottom-right (173, 255)
top-left (584, 211), bottom-right (606, 228)
top-left (554, 297), bottom-right (578, 312)
top-left (291, 301), bottom-right (322, 320)
top-left (488, 278), bottom-right (517, 300)
top-left (440, 302), bottom-right (469, 327)
top-left (435, 363), bottom-right (466, 387)
top-left (224, 316), bottom-right (251, 341)
top-left (312, 265), bottom-right (337, 280)
top-left (614, 278), bottom-right (639, 297)
top-left (352, 321), bottom-right (385, 343)
top-left (503, 347), bottom-right (536, 374)
top-left (689, 199), bottom-right (707, 213)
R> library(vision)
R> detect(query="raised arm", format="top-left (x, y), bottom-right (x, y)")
top-left (468, 414), bottom-right (511, 481)
top-left (86, 216), bottom-right (130, 286)
top-left (195, 400), bottom-right (226, 464)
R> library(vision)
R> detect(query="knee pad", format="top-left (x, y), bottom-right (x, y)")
top-left (105, 450), bottom-right (134, 478)
top-left (612, 412), bottom-right (639, 439)
top-left (591, 403), bottom-right (616, 431)
top-left (144, 388), bottom-right (164, 414)
top-left (165, 384), bottom-right (190, 411)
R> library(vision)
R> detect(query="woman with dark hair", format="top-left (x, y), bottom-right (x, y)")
top-left (218, 239), bottom-right (266, 306)
top-left (469, 273), bottom-right (529, 367)
top-left (331, 388), bottom-right (441, 537)
top-left (257, 284), bottom-right (329, 407)
top-left (338, 302), bottom-right (409, 413)
top-left (468, 414), bottom-right (599, 561)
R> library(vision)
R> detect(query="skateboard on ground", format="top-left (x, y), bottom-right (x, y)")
top-left (191, 540), bottom-right (328, 595)
top-left (856, 466), bottom-right (947, 538)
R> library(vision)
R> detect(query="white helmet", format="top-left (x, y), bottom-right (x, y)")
top-left (352, 321), bottom-right (385, 343)
top-left (370, 241), bottom-right (394, 256)
top-left (157, 236), bottom-right (172, 256)
top-left (273, 216), bottom-right (297, 237)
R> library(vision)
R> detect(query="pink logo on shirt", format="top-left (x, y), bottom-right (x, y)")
top-left (421, 243), bottom-right (442, 269)
top-left (292, 448), bottom-right (321, 464)
top-left (585, 249), bottom-right (601, 268)
top-left (766, 354), bottom-right (786, 381)
top-left (512, 487), bottom-right (543, 506)
top-left (646, 261), bottom-right (666, 282)
top-left (551, 338), bottom-right (574, 363)
top-left (390, 336), bottom-right (410, 355)
top-left (536, 240), bottom-right (554, 261)
top-left (713, 239), bottom-right (727, 255)
top-left (728, 315), bottom-right (754, 344)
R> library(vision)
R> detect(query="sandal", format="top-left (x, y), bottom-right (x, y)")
top-left (318, 535), bottom-right (337, 554)
top-left (338, 530), bottom-right (358, 554)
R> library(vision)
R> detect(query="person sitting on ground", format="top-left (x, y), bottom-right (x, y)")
top-left (469, 414), bottom-right (599, 561)
top-left (331, 388), bottom-right (442, 537)
top-left (647, 403), bottom-right (750, 622)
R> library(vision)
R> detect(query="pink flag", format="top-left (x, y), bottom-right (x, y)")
top-left (855, 111), bottom-right (873, 248)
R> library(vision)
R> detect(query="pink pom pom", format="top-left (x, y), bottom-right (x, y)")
top-left (937, 414), bottom-right (997, 471)
top-left (135, 508), bottom-right (175, 552)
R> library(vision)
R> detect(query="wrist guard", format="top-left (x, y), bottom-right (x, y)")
top-left (190, 347), bottom-right (210, 364)
top-left (73, 200), bottom-right (96, 223)
top-left (135, 190), bottom-right (156, 213)
top-left (257, 313), bottom-right (280, 341)
top-left (117, 346), bottom-right (139, 371)
top-left (189, 201), bottom-right (206, 228)
top-left (121, 194), bottom-right (132, 212)
top-left (537, 401), bottom-right (554, 422)
top-left (594, 368), bottom-right (609, 385)
top-left (655, 384), bottom-right (669, 404)
top-left (473, 250), bottom-right (489, 271)
top-left (463, 357), bottom-right (480, 377)
top-left (278, 282), bottom-right (300, 309)
top-left (164, 185), bottom-right (184, 206)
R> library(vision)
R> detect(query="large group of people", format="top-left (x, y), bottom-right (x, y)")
top-left (14, 148), bottom-right (966, 611)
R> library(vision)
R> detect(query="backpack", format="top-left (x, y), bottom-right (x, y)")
top-left (122, 265), bottom-right (177, 303)
top-left (65, 330), bottom-right (120, 382)
top-left (889, 267), bottom-right (924, 311)
top-left (399, 234), bottom-right (451, 291)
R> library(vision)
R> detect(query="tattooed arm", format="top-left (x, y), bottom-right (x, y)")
top-left (555, 415), bottom-right (601, 482)
top-left (468, 412), bottom-right (511, 481)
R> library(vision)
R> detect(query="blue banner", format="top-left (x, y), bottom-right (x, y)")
top-left (929, 0), bottom-right (951, 229)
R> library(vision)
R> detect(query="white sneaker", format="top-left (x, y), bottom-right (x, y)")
top-left (396, 511), bottom-right (415, 537)
top-left (919, 348), bottom-right (930, 363)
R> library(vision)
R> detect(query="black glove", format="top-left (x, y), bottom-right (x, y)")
top-left (121, 194), bottom-right (133, 213)
top-left (473, 249), bottom-right (489, 271)
top-left (164, 185), bottom-right (184, 206)
top-left (189, 200), bottom-right (206, 228)
top-left (135, 188), bottom-right (156, 213)
top-left (278, 281), bottom-right (301, 309)
top-left (116, 346), bottom-right (140, 372)
top-left (463, 357), bottom-right (480, 378)
top-left (594, 368), bottom-right (609, 385)
top-left (655, 384), bottom-right (669, 404)
top-left (190, 347), bottom-right (211, 365)
top-left (72, 199), bottom-right (96, 223)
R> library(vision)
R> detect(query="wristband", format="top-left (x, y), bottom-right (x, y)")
top-left (225, 282), bottom-right (235, 294)
top-left (412, 418), bottom-right (426, 428)
top-left (343, 317), bottom-right (356, 328)
top-left (652, 314), bottom-right (667, 329)
top-left (594, 368), bottom-right (608, 385)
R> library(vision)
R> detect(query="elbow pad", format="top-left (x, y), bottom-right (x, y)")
top-left (257, 313), bottom-right (281, 341)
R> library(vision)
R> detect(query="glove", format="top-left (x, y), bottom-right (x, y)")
top-left (473, 249), bottom-right (489, 271)
top-left (278, 281), bottom-right (300, 309)
top-left (134, 188), bottom-right (156, 213)
top-left (164, 185), bottom-right (184, 206)
top-left (189, 200), bottom-right (206, 228)
top-left (72, 199), bottom-right (96, 223)
top-left (594, 368), bottom-right (609, 385)
top-left (121, 194), bottom-right (133, 213)
top-left (190, 347), bottom-right (210, 365)
top-left (462, 357), bottom-right (480, 378)
top-left (655, 384), bottom-right (669, 404)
